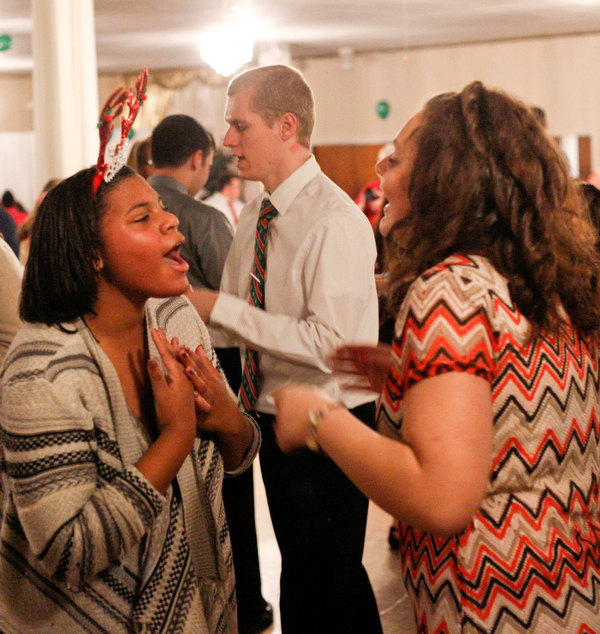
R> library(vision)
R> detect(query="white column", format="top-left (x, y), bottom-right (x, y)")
top-left (32, 0), bottom-right (99, 192)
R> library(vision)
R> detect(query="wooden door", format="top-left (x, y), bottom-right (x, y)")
top-left (313, 144), bottom-right (384, 200)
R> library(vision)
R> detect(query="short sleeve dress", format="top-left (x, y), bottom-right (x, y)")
top-left (377, 254), bottom-right (600, 634)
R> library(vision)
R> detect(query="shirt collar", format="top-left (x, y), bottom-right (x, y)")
top-left (148, 174), bottom-right (188, 196)
top-left (265, 155), bottom-right (320, 216)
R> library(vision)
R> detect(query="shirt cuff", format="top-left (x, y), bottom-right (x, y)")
top-left (210, 292), bottom-right (249, 332)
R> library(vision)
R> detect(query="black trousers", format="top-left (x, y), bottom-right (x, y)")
top-left (222, 464), bottom-right (267, 632)
top-left (255, 403), bottom-right (383, 634)
top-left (217, 347), bottom-right (268, 634)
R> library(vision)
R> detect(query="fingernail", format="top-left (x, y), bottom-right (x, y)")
top-left (187, 367), bottom-right (197, 376)
top-left (149, 359), bottom-right (158, 369)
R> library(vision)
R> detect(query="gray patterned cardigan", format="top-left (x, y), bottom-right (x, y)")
top-left (0, 296), bottom-right (260, 634)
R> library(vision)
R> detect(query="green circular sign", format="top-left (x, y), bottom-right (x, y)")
top-left (0, 35), bottom-right (12, 52)
top-left (376, 100), bottom-right (390, 120)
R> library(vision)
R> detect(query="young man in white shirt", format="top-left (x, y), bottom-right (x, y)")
top-left (188, 65), bottom-right (382, 634)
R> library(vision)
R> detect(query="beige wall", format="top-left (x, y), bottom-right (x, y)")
top-left (0, 75), bottom-right (34, 131)
top-left (302, 32), bottom-right (600, 169)
top-left (2, 31), bottom-right (600, 165)
top-left (0, 73), bottom-right (140, 133)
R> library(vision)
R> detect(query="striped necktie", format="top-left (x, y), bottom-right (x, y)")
top-left (239, 198), bottom-right (278, 411)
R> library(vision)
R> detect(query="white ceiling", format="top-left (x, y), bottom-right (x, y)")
top-left (2, 0), bottom-right (600, 75)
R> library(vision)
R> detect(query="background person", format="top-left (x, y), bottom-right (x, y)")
top-left (126, 136), bottom-right (155, 180)
top-left (149, 115), bottom-right (266, 631)
top-left (203, 171), bottom-right (244, 233)
top-left (0, 204), bottom-right (18, 257)
top-left (17, 177), bottom-right (61, 265)
top-left (275, 81), bottom-right (600, 634)
top-left (149, 114), bottom-right (233, 292)
top-left (354, 180), bottom-right (383, 229)
top-left (1, 190), bottom-right (28, 227)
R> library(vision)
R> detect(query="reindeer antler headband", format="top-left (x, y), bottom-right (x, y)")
top-left (92, 67), bottom-right (148, 195)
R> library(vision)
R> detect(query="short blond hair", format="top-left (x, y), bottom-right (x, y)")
top-left (228, 65), bottom-right (315, 148)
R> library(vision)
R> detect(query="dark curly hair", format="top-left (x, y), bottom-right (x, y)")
top-left (20, 165), bottom-right (137, 325)
top-left (386, 81), bottom-right (600, 336)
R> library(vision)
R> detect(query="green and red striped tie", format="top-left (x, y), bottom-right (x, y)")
top-left (239, 198), bottom-right (278, 411)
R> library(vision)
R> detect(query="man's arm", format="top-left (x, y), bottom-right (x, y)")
top-left (189, 215), bottom-right (379, 372)
top-left (187, 287), bottom-right (218, 322)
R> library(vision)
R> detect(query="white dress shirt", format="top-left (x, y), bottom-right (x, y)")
top-left (210, 155), bottom-right (379, 414)
top-left (203, 192), bottom-right (243, 233)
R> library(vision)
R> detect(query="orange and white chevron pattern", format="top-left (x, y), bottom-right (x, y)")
top-left (378, 254), bottom-right (600, 633)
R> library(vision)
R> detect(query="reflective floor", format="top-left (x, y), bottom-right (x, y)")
top-left (254, 462), bottom-right (416, 634)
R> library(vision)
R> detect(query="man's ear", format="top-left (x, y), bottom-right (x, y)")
top-left (279, 112), bottom-right (298, 142)
top-left (189, 149), bottom-right (204, 170)
top-left (94, 255), bottom-right (104, 272)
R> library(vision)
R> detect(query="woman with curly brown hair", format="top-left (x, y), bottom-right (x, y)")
top-left (274, 81), bottom-right (600, 633)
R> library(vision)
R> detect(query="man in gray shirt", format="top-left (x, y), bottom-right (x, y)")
top-left (151, 115), bottom-right (272, 634)
top-left (148, 114), bottom-right (232, 290)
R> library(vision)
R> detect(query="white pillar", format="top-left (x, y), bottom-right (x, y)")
top-left (32, 0), bottom-right (99, 192)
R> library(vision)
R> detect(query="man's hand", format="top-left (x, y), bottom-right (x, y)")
top-left (329, 344), bottom-right (392, 393)
top-left (186, 286), bottom-right (219, 323)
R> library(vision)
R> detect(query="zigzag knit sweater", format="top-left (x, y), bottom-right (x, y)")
top-left (0, 296), bottom-right (259, 634)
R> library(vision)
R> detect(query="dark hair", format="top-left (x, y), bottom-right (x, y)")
top-left (18, 178), bottom-right (62, 242)
top-left (228, 65), bottom-right (315, 148)
top-left (1, 190), bottom-right (14, 207)
top-left (20, 166), bottom-right (136, 325)
top-left (386, 81), bottom-right (600, 336)
top-left (127, 137), bottom-right (154, 179)
top-left (151, 114), bottom-right (215, 169)
top-left (530, 105), bottom-right (547, 128)
top-left (204, 149), bottom-right (237, 195)
top-left (214, 171), bottom-right (239, 192)
top-left (581, 182), bottom-right (600, 252)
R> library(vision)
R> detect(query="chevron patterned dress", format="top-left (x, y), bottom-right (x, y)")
top-left (378, 254), bottom-right (600, 634)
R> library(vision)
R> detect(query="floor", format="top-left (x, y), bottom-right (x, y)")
top-left (253, 462), bottom-right (416, 634)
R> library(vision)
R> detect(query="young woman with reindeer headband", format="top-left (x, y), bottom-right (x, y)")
top-left (0, 69), bottom-right (259, 634)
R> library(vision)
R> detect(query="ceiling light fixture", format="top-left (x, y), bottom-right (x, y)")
top-left (199, 0), bottom-right (253, 77)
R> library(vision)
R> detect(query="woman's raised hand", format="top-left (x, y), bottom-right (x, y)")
top-left (175, 344), bottom-right (254, 471)
top-left (149, 329), bottom-right (196, 443)
top-left (329, 344), bottom-right (393, 394)
top-left (135, 329), bottom-right (198, 494)
top-left (176, 344), bottom-right (243, 435)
